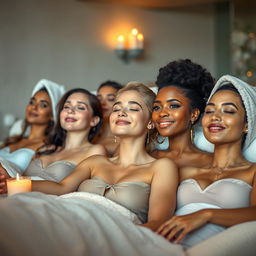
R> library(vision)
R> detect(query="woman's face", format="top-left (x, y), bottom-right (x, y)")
top-left (26, 90), bottom-right (53, 125)
top-left (60, 92), bottom-right (98, 132)
top-left (152, 86), bottom-right (193, 137)
top-left (202, 90), bottom-right (247, 146)
top-left (109, 90), bottom-right (150, 138)
top-left (97, 86), bottom-right (118, 120)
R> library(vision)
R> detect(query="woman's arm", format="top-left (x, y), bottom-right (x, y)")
top-left (141, 158), bottom-right (179, 231)
top-left (157, 168), bottom-right (256, 243)
top-left (32, 156), bottom-right (97, 195)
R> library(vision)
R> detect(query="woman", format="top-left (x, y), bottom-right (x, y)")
top-left (152, 59), bottom-right (214, 168)
top-left (157, 75), bottom-right (256, 248)
top-left (0, 88), bottom-right (106, 190)
top-left (0, 79), bottom-right (65, 173)
top-left (93, 80), bottom-right (123, 156)
top-left (31, 82), bottom-right (178, 228)
top-left (0, 78), bottom-right (255, 255)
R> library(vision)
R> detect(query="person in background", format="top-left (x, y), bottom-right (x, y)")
top-left (93, 80), bottom-right (123, 156)
top-left (0, 79), bottom-right (65, 174)
top-left (152, 59), bottom-right (214, 168)
top-left (0, 88), bottom-right (106, 192)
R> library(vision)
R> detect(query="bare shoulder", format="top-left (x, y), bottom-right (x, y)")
top-left (78, 154), bottom-right (108, 168)
top-left (179, 165), bottom-right (200, 180)
top-left (151, 149), bottom-right (168, 159)
top-left (151, 157), bottom-right (178, 175)
top-left (88, 143), bottom-right (107, 156)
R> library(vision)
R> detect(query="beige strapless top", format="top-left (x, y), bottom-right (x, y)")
top-left (78, 176), bottom-right (151, 223)
top-left (24, 159), bottom-right (76, 182)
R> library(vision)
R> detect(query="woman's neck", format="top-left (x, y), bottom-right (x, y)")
top-left (116, 136), bottom-right (151, 167)
top-left (28, 125), bottom-right (48, 140)
top-left (168, 130), bottom-right (196, 154)
top-left (100, 121), bottom-right (113, 139)
top-left (211, 141), bottom-right (246, 169)
top-left (64, 131), bottom-right (90, 150)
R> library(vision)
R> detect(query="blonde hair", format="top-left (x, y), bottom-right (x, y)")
top-left (116, 81), bottom-right (157, 152)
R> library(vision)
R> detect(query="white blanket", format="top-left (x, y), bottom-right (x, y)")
top-left (1, 192), bottom-right (255, 256)
top-left (0, 192), bottom-right (184, 256)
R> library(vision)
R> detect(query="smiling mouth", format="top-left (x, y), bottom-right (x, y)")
top-left (158, 121), bottom-right (174, 128)
top-left (116, 120), bottom-right (131, 125)
top-left (65, 117), bottom-right (77, 122)
top-left (208, 124), bottom-right (225, 132)
top-left (28, 112), bottom-right (39, 117)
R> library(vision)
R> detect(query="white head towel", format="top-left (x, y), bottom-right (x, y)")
top-left (208, 74), bottom-right (256, 150)
top-left (31, 79), bottom-right (65, 122)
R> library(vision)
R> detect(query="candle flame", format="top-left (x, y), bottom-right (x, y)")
top-left (16, 173), bottom-right (20, 181)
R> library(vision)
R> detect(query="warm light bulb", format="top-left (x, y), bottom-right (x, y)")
top-left (117, 35), bottom-right (125, 42)
top-left (137, 33), bottom-right (144, 50)
top-left (116, 35), bottom-right (125, 50)
top-left (131, 28), bottom-right (138, 36)
top-left (247, 71), bottom-right (253, 77)
top-left (137, 33), bottom-right (143, 41)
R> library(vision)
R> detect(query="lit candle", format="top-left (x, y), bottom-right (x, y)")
top-left (129, 28), bottom-right (139, 49)
top-left (116, 35), bottom-right (125, 50)
top-left (137, 33), bottom-right (144, 50)
top-left (7, 174), bottom-right (32, 196)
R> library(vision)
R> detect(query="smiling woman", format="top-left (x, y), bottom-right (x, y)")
top-left (152, 59), bottom-right (215, 168)
top-left (26, 82), bottom-right (178, 230)
top-left (157, 75), bottom-right (256, 248)
top-left (0, 88), bottom-right (106, 191)
top-left (0, 80), bottom-right (65, 174)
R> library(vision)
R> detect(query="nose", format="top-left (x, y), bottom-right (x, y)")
top-left (31, 103), bottom-right (38, 111)
top-left (117, 108), bottom-right (127, 117)
top-left (211, 110), bottom-right (221, 121)
top-left (159, 107), bottom-right (169, 118)
top-left (67, 106), bottom-right (75, 114)
top-left (100, 98), bottom-right (107, 106)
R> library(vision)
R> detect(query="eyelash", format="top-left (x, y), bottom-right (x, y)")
top-left (152, 104), bottom-right (181, 111)
top-left (112, 108), bottom-right (139, 112)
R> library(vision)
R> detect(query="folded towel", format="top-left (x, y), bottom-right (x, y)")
top-left (32, 79), bottom-right (65, 122)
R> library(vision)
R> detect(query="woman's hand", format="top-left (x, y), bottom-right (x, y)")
top-left (0, 164), bottom-right (10, 194)
top-left (156, 210), bottom-right (212, 243)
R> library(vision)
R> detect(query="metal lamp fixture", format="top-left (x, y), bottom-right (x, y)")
top-left (115, 28), bottom-right (144, 63)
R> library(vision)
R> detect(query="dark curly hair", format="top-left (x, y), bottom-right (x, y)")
top-left (156, 59), bottom-right (215, 115)
top-left (97, 80), bottom-right (123, 92)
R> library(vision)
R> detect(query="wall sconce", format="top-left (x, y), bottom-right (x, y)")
top-left (115, 28), bottom-right (144, 63)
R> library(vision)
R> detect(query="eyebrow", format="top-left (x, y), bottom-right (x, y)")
top-left (97, 93), bottom-right (115, 97)
top-left (153, 99), bottom-right (182, 104)
top-left (31, 97), bottom-right (50, 105)
top-left (40, 100), bottom-right (50, 105)
top-left (113, 101), bottom-right (143, 109)
top-left (65, 100), bottom-right (88, 106)
top-left (207, 102), bottom-right (238, 110)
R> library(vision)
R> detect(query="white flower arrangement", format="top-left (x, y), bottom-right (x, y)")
top-left (232, 24), bottom-right (256, 82)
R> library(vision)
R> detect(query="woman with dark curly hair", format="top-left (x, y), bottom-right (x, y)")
top-left (152, 59), bottom-right (214, 168)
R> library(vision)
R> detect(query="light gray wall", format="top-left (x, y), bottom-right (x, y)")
top-left (0, 0), bottom-right (216, 139)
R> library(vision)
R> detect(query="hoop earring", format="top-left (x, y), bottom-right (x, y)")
top-left (147, 130), bottom-right (150, 144)
top-left (190, 120), bottom-right (194, 142)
